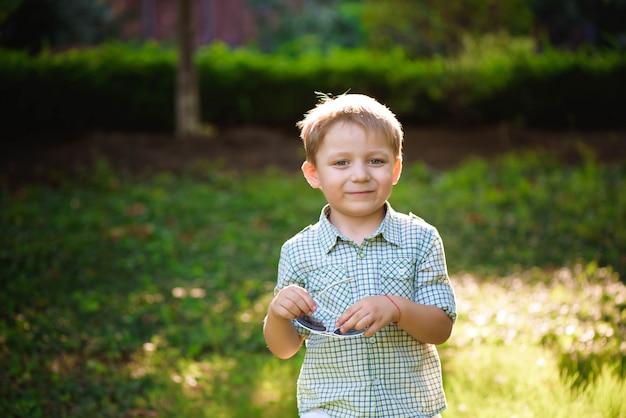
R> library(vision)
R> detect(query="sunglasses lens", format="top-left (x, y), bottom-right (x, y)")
top-left (297, 315), bottom-right (327, 332)
top-left (333, 327), bottom-right (364, 336)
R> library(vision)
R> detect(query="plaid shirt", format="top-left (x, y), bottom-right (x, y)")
top-left (275, 203), bottom-right (457, 418)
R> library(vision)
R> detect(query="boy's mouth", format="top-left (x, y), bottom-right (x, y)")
top-left (347, 190), bottom-right (374, 196)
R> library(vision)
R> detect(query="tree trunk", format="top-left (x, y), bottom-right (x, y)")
top-left (176, 0), bottom-right (202, 139)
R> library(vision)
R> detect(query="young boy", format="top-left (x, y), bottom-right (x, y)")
top-left (263, 93), bottom-right (457, 418)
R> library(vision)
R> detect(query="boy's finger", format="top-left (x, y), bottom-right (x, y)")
top-left (363, 324), bottom-right (381, 338)
top-left (291, 290), bottom-right (316, 315)
top-left (280, 285), bottom-right (315, 315)
top-left (337, 306), bottom-right (363, 331)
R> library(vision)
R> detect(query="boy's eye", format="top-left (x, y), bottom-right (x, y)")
top-left (334, 160), bottom-right (349, 166)
top-left (369, 158), bottom-right (384, 165)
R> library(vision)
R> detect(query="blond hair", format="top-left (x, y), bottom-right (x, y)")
top-left (296, 93), bottom-right (403, 164)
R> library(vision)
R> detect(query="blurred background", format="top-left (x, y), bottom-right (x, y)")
top-left (3, 0), bottom-right (626, 55)
top-left (1, 0), bottom-right (625, 179)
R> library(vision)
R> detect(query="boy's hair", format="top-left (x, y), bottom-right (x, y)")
top-left (296, 93), bottom-right (404, 164)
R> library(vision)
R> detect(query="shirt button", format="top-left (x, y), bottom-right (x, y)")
top-left (368, 336), bottom-right (377, 344)
top-left (358, 251), bottom-right (365, 258)
top-left (372, 378), bottom-right (381, 386)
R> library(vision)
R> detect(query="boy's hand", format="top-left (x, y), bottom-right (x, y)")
top-left (337, 295), bottom-right (400, 338)
top-left (267, 284), bottom-right (316, 321)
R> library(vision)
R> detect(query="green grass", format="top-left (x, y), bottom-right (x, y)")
top-left (1, 148), bottom-right (625, 417)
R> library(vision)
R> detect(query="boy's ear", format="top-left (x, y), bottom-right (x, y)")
top-left (392, 157), bottom-right (403, 185)
top-left (301, 161), bottom-right (321, 189)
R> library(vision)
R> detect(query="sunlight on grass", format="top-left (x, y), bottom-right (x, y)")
top-left (440, 263), bottom-right (626, 417)
top-left (251, 355), bottom-right (300, 414)
top-left (128, 349), bottom-right (300, 418)
top-left (450, 264), bottom-right (625, 360)
top-left (443, 344), bottom-right (624, 417)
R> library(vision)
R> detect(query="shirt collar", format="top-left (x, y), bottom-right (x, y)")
top-left (317, 202), bottom-right (403, 253)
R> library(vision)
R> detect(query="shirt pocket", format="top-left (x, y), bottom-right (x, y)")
top-left (380, 258), bottom-right (415, 299)
top-left (307, 265), bottom-right (353, 318)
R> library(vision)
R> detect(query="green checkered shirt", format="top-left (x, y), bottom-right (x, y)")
top-left (275, 203), bottom-right (457, 418)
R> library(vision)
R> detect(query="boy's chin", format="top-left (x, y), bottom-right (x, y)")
top-left (331, 203), bottom-right (386, 218)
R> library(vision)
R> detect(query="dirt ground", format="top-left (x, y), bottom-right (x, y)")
top-left (2, 124), bottom-right (625, 188)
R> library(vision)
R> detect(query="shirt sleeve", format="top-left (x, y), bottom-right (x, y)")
top-left (414, 229), bottom-right (457, 323)
top-left (276, 240), bottom-right (312, 338)
top-left (276, 242), bottom-right (297, 293)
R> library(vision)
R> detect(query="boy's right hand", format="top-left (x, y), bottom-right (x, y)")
top-left (267, 284), bottom-right (316, 320)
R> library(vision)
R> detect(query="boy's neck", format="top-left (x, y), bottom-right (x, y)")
top-left (327, 206), bottom-right (386, 245)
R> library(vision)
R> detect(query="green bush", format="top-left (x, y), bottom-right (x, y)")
top-left (1, 41), bottom-right (624, 135)
top-left (0, 42), bottom-right (176, 133)
top-left (394, 146), bottom-right (626, 275)
top-left (473, 47), bottom-right (626, 127)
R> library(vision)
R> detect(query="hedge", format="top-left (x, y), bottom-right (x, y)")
top-left (0, 41), bottom-right (624, 135)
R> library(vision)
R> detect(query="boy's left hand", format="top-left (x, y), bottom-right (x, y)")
top-left (336, 296), bottom-right (400, 338)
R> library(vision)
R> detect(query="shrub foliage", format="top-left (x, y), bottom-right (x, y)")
top-left (1, 41), bottom-right (625, 134)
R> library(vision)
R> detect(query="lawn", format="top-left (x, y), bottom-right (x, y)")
top-left (1, 147), bottom-right (624, 417)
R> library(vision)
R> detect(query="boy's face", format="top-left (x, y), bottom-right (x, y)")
top-left (302, 121), bottom-right (402, 223)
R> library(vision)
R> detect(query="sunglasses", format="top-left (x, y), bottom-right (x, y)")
top-left (296, 314), bottom-right (364, 337)
top-left (296, 278), bottom-right (365, 338)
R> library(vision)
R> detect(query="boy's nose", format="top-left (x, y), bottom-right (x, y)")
top-left (350, 163), bottom-right (370, 182)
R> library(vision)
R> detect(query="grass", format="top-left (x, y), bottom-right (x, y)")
top-left (1, 147), bottom-right (625, 417)
top-left (443, 266), bottom-right (625, 417)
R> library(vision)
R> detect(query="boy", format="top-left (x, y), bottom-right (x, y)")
top-left (263, 93), bottom-right (457, 417)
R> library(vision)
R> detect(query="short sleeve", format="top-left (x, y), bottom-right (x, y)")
top-left (414, 230), bottom-right (457, 323)
top-left (275, 241), bottom-right (311, 338)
